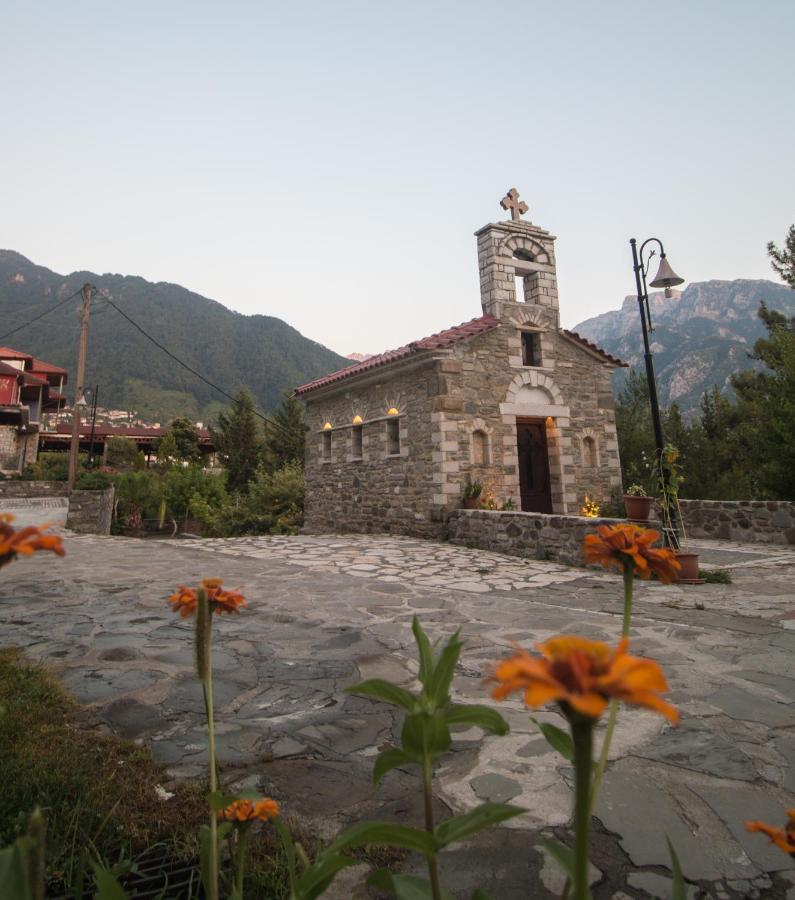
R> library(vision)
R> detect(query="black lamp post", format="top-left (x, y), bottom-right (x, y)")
top-left (629, 237), bottom-right (685, 547)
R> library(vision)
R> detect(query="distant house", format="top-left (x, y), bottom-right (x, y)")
top-left (0, 347), bottom-right (67, 473)
top-left (295, 195), bottom-right (626, 538)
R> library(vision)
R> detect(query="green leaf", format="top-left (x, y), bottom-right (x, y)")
top-left (367, 869), bottom-right (455, 900)
top-left (90, 863), bottom-right (130, 900)
top-left (295, 853), bottom-right (359, 900)
top-left (326, 821), bottom-right (438, 857)
top-left (435, 803), bottom-right (525, 848)
top-left (427, 631), bottom-right (462, 705)
top-left (541, 837), bottom-right (575, 879)
top-left (666, 835), bottom-right (686, 900)
top-left (346, 679), bottom-right (415, 710)
top-left (531, 717), bottom-right (575, 762)
top-left (401, 712), bottom-right (451, 759)
top-left (373, 747), bottom-right (418, 785)
top-left (443, 704), bottom-right (509, 736)
top-left (274, 818), bottom-right (297, 892)
top-left (0, 838), bottom-right (35, 900)
top-left (412, 616), bottom-right (434, 686)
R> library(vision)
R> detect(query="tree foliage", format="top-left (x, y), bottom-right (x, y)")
top-left (767, 224), bottom-right (795, 289)
top-left (617, 304), bottom-right (795, 501)
top-left (158, 416), bottom-right (201, 465)
top-left (210, 389), bottom-right (263, 493)
top-left (262, 392), bottom-right (306, 472)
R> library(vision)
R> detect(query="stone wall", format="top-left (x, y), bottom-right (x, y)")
top-left (0, 480), bottom-right (68, 498)
top-left (0, 425), bottom-right (38, 473)
top-left (303, 358), bottom-right (444, 537)
top-left (65, 487), bottom-right (115, 535)
top-left (448, 508), bottom-right (623, 567)
top-left (679, 499), bottom-right (795, 545)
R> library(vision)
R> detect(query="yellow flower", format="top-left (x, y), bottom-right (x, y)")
top-left (492, 635), bottom-right (679, 723)
top-left (583, 523), bottom-right (680, 583)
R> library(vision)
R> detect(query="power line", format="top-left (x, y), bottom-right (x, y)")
top-left (0, 287), bottom-right (84, 343)
top-left (100, 294), bottom-right (293, 436)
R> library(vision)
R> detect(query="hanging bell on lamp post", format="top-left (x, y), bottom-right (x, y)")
top-left (649, 255), bottom-right (685, 298)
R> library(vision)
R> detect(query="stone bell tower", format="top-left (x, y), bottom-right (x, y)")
top-left (475, 189), bottom-right (560, 327)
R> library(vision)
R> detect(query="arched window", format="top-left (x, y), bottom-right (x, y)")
top-left (582, 436), bottom-right (597, 468)
top-left (472, 430), bottom-right (489, 465)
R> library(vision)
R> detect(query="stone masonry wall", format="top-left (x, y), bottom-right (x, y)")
top-left (0, 480), bottom-right (69, 498)
top-left (448, 508), bottom-right (623, 567)
top-left (65, 487), bottom-right (115, 535)
top-left (302, 359), bottom-right (444, 537)
top-left (433, 323), bottom-right (622, 516)
top-left (679, 499), bottom-right (795, 545)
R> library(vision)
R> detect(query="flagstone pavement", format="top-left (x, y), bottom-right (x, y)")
top-left (2, 530), bottom-right (795, 899)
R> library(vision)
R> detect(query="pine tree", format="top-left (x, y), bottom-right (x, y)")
top-left (767, 225), bottom-right (795, 289)
top-left (211, 389), bottom-right (263, 493)
top-left (262, 392), bottom-right (307, 473)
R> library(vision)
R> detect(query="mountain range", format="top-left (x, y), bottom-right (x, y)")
top-left (0, 250), bottom-right (349, 422)
top-left (3, 250), bottom-right (791, 424)
top-left (572, 279), bottom-right (795, 414)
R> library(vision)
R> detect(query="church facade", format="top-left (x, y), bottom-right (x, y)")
top-left (295, 193), bottom-right (626, 537)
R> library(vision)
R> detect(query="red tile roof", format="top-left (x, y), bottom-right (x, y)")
top-left (295, 314), bottom-right (502, 395)
top-left (0, 361), bottom-right (24, 380)
top-left (31, 358), bottom-right (67, 375)
top-left (0, 347), bottom-right (32, 361)
top-left (561, 330), bottom-right (628, 367)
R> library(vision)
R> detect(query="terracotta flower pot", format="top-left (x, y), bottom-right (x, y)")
top-left (675, 550), bottom-right (701, 583)
top-left (623, 494), bottom-right (653, 521)
top-left (462, 496), bottom-right (481, 510)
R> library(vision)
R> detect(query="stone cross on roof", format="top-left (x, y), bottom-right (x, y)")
top-left (500, 187), bottom-right (529, 222)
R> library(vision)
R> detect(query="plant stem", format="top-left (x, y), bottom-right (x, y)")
top-left (234, 825), bottom-right (250, 898)
top-left (571, 718), bottom-right (594, 900)
top-left (422, 756), bottom-right (442, 900)
top-left (621, 567), bottom-right (633, 639)
top-left (205, 602), bottom-right (219, 900)
top-left (590, 567), bottom-right (633, 811)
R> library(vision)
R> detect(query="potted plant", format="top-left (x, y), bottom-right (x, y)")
top-left (623, 483), bottom-right (654, 521)
top-left (657, 444), bottom-right (702, 583)
top-left (462, 480), bottom-right (483, 510)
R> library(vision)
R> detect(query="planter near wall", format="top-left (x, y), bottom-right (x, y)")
top-left (623, 494), bottom-right (654, 521)
top-left (675, 550), bottom-right (703, 584)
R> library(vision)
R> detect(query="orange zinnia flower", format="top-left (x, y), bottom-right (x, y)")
top-left (219, 798), bottom-right (280, 822)
top-left (583, 523), bottom-right (680, 583)
top-left (492, 635), bottom-right (679, 723)
top-left (0, 514), bottom-right (65, 569)
top-left (746, 810), bottom-right (795, 855)
top-left (168, 579), bottom-right (247, 617)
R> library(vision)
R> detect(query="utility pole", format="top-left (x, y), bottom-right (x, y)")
top-left (67, 283), bottom-right (93, 491)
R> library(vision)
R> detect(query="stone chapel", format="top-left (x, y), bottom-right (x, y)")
top-left (295, 191), bottom-right (626, 537)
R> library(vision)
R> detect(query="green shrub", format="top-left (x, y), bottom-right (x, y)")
top-left (105, 437), bottom-right (143, 471)
top-left (74, 470), bottom-right (114, 491)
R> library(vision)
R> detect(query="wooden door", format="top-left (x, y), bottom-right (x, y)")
top-left (516, 419), bottom-right (552, 513)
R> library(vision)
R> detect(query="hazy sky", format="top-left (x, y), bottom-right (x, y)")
top-left (3, 1), bottom-right (793, 357)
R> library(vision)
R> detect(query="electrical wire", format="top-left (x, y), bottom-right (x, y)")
top-left (100, 294), bottom-right (294, 436)
top-left (0, 287), bottom-right (84, 343)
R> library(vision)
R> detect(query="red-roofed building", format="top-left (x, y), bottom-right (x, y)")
top-left (296, 198), bottom-right (626, 537)
top-left (0, 347), bottom-right (68, 473)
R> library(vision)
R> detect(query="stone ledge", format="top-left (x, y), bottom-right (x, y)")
top-left (447, 508), bottom-right (623, 566)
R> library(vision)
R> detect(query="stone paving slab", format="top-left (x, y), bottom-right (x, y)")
top-left (2, 531), bottom-right (795, 898)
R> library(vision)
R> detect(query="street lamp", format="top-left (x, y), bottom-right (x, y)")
top-left (629, 238), bottom-right (685, 547)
